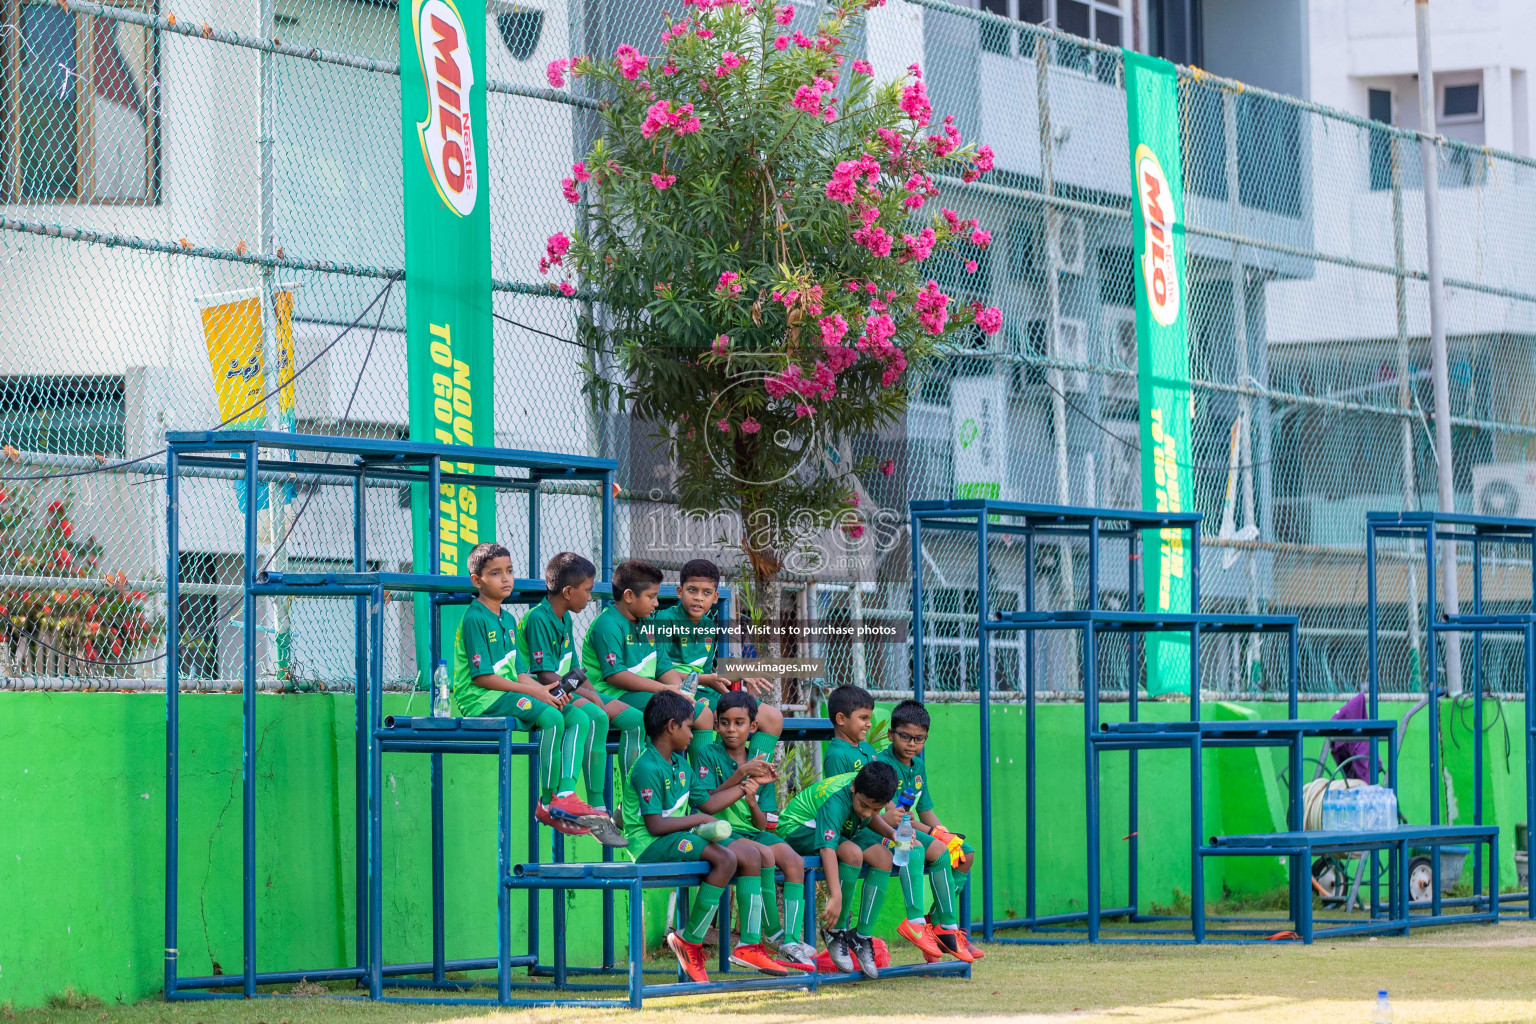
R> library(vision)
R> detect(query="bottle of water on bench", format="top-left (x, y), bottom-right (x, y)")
top-left (432, 660), bottom-right (452, 718)
top-left (891, 789), bottom-right (917, 867)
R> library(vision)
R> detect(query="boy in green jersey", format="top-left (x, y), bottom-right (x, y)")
top-left (516, 552), bottom-right (625, 846)
top-left (779, 763), bottom-right (899, 979)
top-left (581, 559), bottom-right (712, 774)
top-left (452, 543), bottom-right (619, 844)
top-left (691, 691), bottom-right (817, 970)
top-left (625, 690), bottom-right (789, 981)
top-left (823, 685), bottom-right (878, 776)
top-left (876, 699), bottom-right (976, 962)
top-left (648, 558), bottom-right (783, 765)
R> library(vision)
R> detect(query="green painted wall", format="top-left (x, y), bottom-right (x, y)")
top-left (2, 693), bottom-right (1527, 1008)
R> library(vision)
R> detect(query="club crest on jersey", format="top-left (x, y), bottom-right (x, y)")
top-left (605, 652), bottom-right (618, 665)
top-left (677, 838), bottom-right (694, 852)
top-left (699, 766), bottom-right (711, 779)
top-left (534, 649), bottom-right (543, 661)
top-left (823, 828), bottom-right (837, 842)
top-left (641, 788), bottom-right (653, 801)
top-left (470, 654), bottom-right (481, 668)
top-left (516, 697), bottom-right (532, 711)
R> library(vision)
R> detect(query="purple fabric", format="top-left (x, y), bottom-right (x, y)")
top-left (1329, 692), bottom-right (1372, 782)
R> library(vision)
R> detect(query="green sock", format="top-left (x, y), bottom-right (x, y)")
top-left (581, 703), bottom-right (609, 805)
top-left (689, 729), bottom-right (718, 763)
top-left (534, 705), bottom-right (564, 803)
top-left (760, 867), bottom-right (782, 941)
top-left (736, 873), bottom-right (764, 945)
top-left (557, 706), bottom-right (589, 797)
top-left (748, 730), bottom-right (777, 762)
top-left (855, 867), bottom-right (890, 939)
top-left (899, 852), bottom-right (927, 921)
top-left (836, 861), bottom-right (860, 929)
top-left (610, 706), bottom-right (645, 775)
top-left (682, 882), bottom-right (725, 944)
top-left (782, 882), bottom-right (805, 943)
top-left (930, 857), bottom-right (959, 927)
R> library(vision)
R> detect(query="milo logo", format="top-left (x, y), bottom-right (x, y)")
top-left (1134, 143), bottom-right (1179, 328)
top-left (413, 0), bottom-right (478, 216)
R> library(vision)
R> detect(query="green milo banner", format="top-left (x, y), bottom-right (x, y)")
top-left (1124, 51), bottom-right (1193, 696)
top-left (402, 0), bottom-right (495, 679)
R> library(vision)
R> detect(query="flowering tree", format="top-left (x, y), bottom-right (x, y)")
top-left (544, 0), bottom-right (1001, 583)
top-left (0, 486), bottom-right (161, 676)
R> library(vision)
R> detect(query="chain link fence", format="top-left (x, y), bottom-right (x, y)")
top-left (3, 0), bottom-right (1533, 703)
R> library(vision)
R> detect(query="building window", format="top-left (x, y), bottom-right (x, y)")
top-left (1367, 87), bottom-right (1394, 192)
top-left (1, 0), bottom-right (160, 203)
top-left (978, 0), bottom-right (1125, 56)
top-left (0, 376), bottom-right (125, 455)
top-left (1440, 81), bottom-right (1481, 123)
top-left (492, 4), bottom-right (544, 61)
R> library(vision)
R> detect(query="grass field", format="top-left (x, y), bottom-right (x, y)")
top-left (9, 922), bottom-right (1536, 1024)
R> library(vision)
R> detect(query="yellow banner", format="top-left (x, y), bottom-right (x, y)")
top-left (198, 287), bottom-right (297, 428)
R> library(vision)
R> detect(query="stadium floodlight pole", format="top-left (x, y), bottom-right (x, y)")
top-left (1415, 0), bottom-right (1462, 695)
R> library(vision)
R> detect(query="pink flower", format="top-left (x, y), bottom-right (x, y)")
top-left (558, 281), bottom-right (576, 296)
top-left (876, 128), bottom-right (905, 158)
top-left (970, 228), bottom-right (992, 249)
top-left (853, 59), bottom-right (873, 75)
top-left (793, 29), bottom-right (813, 47)
top-left (696, 28), bottom-right (714, 38)
top-left (616, 44), bottom-right (649, 80)
top-left (663, 60), bottom-right (679, 75)
top-left (819, 312), bottom-right (849, 348)
top-left (846, 492), bottom-right (860, 506)
top-left (712, 333), bottom-right (731, 355)
top-left (914, 280), bottom-right (951, 334)
top-left (716, 418), bottom-right (731, 432)
top-left (853, 223), bottom-right (893, 257)
top-left (641, 100), bottom-right (700, 138)
top-left (880, 458), bottom-right (896, 476)
top-left (561, 177), bottom-right (580, 203)
top-left (900, 78), bottom-right (932, 127)
top-left (846, 523), bottom-right (865, 539)
top-left (941, 208), bottom-right (962, 233)
top-left (965, 259), bottom-right (978, 274)
top-left (974, 305), bottom-right (1003, 335)
top-left (716, 271), bottom-right (743, 296)
top-left (546, 58), bottom-right (572, 88)
top-left (975, 143), bottom-right (995, 173)
top-left (740, 417), bottom-right (762, 434)
top-left (795, 403), bottom-right (814, 418)
top-left (866, 282), bottom-right (877, 294)
top-left (572, 161), bottom-right (591, 183)
top-left (774, 35), bottom-right (789, 49)
top-left (651, 173), bottom-right (677, 190)
top-left (715, 50), bottom-right (742, 76)
top-left (546, 232), bottom-right (571, 260)
top-left (774, 3), bottom-right (794, 23)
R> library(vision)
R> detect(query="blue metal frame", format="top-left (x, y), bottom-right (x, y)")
top-left (909, 499), bottom-right (1505, 946)
top-left (1366, 510), bottom-right (1536, 919)
top-left (165, 432), bottom-right (969, 1007)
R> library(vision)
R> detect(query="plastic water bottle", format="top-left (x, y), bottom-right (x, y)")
top-left (1321, 788), bottom-right (1339, 831)
top-left (1373, 989), bottom-right (1393, 1023)
top-left (432, 660), bottom-right (452, 718)
top-left (1381, 787), bottom-right (1398, 829)
top-left (891, 788), bottom-right (917, 867)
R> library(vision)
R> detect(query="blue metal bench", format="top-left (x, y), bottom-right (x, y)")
top-left (1204, 825), bottom-right (1499, 941)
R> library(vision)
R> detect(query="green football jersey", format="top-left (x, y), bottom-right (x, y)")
top-left (451, 599), bottom-right (526, 718)
top-left (582, 605), bottom-right (673, 697)
top-left (779, 772), bottom-right (869, 850)
top-left (650, 603), bottom-right (719, 676)
top-left (690, 741), bottom-right (777, 831)
top-left (875, 747), bottom-right (934, 813)
top-left (518, 598), bottom-right (575, 676)
top-left (823, 736), bottom-right (879, 776)
top-left (623, 742), bottom-right (710, 856)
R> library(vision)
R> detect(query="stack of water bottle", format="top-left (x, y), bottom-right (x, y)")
top-left (1320, 782), bottom-right (1398, 832)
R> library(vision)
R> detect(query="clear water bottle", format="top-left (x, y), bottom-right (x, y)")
top-left (890, 788), bottom-right (917, 867)
top-left (1321, 787), bottom-right (1339, 831)
top-left (1373, 989), bottom-right (1393, 1023)
top-left (432, 660), bottom-right (452, 718)
top-left (1381, 787), bottom-right (1398, 829)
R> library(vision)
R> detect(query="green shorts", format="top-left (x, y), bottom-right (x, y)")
top-left (732, 827), bottom-right (787, 848)
top-left (634, 831), bottom-right (710, 863)
top-left (783, 825), bottom-right (882, 856)
top-left (604, 688), bottom-right (712, 720)
top-left (484, 689), bottom-right (557, 729)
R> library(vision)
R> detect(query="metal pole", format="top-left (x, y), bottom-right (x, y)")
top-left (1415, 0), bottom-right (1463, 694)
top-left (1391, 136), bottom-right (1426, 689)
top-left (258, 0), bottom-right (291, 689)
top-left (164, 446), bottom-right (181, 999)
top-left (911, 515), bottom-right (925, 702)
top-left (241, 444), bottom-right (259, 998)
top-left (1222, 91), bottom-right (1261, 685)
top-left (1036, 35), bottom-right (1076, 609)
top-left (849, 577), bottom-right (868, 689)
top-left (976, 514), bottom-right (994, 941)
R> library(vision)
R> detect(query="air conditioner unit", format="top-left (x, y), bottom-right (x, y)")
top-left (1472, 462), bottom-right (1536, 519)
top-left (1056, 317), bottom-right (1088, 392)
top-left (1055, 214), bottom-right (1086, 275)
top-left (1101, 307), bottom-right (1137, 404)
